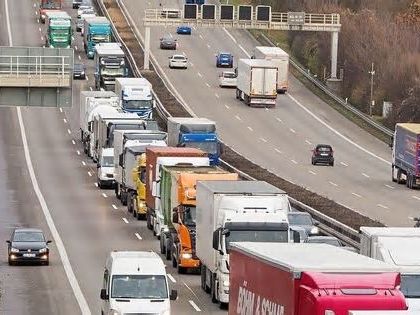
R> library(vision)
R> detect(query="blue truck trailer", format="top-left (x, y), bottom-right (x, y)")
top-left (167, 117), bottom-right (220, 165)
top-left (392, 123), bottom-right (420, 189)
top-left (83, 16), bottom-right (111, 59)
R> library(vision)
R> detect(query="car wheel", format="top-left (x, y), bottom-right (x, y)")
top-left (165, 246), bottom-right (171, 261)
top-left (330, 161), bottom-right (334, 166)
top-left (44, 260), bottom-right (49, 266)
top-left (8, 258), bottom-right (14, 266)
top-left (178, 264), bottom-right (185, 274)
top-left (147, 213), bottom-right (153, 230)
top-left (169, 64), bottom-right (172, 69)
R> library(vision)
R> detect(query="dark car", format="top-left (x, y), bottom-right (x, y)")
top-left (216, 52), bottom-right (233, 68)
top-left (311, 144), bottom-right (334, 166)
top-left (73, 0), bottom-right (83, 9)
top-left (160, 36), bottom-right (177, 50)
top-left (176, 26), bottom-right (192, 35)
top-left (73, 63), bottom-right (86, 80)
top-left (7, 228), bottom-right (51, 265)
top-left (288, 212), bottom-right (320, 236)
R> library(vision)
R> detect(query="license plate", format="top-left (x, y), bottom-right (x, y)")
top-left (320, 153), bottom-right (328, 156)
top-left (23, 253), bottom-right (36, 258)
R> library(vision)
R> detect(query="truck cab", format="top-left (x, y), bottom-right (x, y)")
top-left (39, 0), bottom-right (62, 23)
top-left (84, 17), bottom-right (112, 59)
top-left (94, 43), bottom-right (128, 90)
top-left (45, 11), bottom-right (72, 48)
top-left (100, 251), bottom-right (177, 315)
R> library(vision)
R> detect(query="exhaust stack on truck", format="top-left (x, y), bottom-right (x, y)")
top-left (229, 243), bottom-right (408, 315)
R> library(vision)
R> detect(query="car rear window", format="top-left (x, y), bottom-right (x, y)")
top-left (317, 146), bottom-right (331, 152)
top-left (173, 56), bottom-right (185, 60)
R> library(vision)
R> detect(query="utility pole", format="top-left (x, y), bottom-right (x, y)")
top-left (368, 62), bottom-right (375, 116)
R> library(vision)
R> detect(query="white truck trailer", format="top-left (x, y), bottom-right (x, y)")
top-left (236, 59), bottom-right (278, 108)
top-left (196, 180), bottom-right (291, 306)
top-left (79, 91), bottom-right (119, 154)
top-left (360, 227), bottom-right (420, 311)
top-left (253, 46), bottom-right (289, 93)
top-left (115, 78), bottom-right (155, 120)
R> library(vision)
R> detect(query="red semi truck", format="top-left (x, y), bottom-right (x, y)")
top-left (229, 243), bottom-right (407, 315)
top-left (39, 0), bottom-right (62, 23)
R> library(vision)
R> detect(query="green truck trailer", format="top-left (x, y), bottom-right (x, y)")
top-left (45, 11), bottom-right (72, 48)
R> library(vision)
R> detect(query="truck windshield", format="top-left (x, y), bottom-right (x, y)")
top-left (92, 34), bottom-right (110, 43)
top-left (401, 274), bottom-right (420, 298)
top-left (111, 275), bottom-right (168, 299)
top-left (183, 206), bottom-right (196, 226)
top-left (42, 1), bottom-right (61, 9)
top-left (184, 141), bottom-right (218, 155)
top-left (125, 100), bottom-right (153, 110)
top-left (225, 230), bottom-right (289, 253)
top-left (101, 67), bottom-right (125, 76)
top-left (101, 156), bottom-right (114, 167)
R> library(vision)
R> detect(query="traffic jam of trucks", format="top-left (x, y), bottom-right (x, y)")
top-left (29, 3), bottom-right (420, 314)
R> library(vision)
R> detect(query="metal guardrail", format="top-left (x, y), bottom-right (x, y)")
top-left (97, 0), bottom-right (360, 250)
top-left (258, 33), bottom-right (393, 140)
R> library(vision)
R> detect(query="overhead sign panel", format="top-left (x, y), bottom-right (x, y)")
top-left (184, 4), bottom-right (198, 19)
top-left (220, 5), bottom-right (234, 20)
top-left (256, 5), bottom-right (271, 22)
top-left (287, 12), bottom-right (305, 25)
top-left (238, 5), bottom-right (252, 21)
top-left (202, 4), bottom-right (216, 20)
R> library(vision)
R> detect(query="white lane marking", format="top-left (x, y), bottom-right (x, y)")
top-left (82, 161), bottom-right (86, 166)
top-left (72, 140), bottom-right (76, 145)
top-left (225, 104), bottom-right (230, 109)
top-left (16, 107), bottom-right (91, 315)
top-left (89, 87), bottom-right (93, 91)
top-left (276, 117), bottom-right (282, 123)
top-left (190, 62), bottom-right (194, 67)
top-left (134, 233), bottom-right (142, 240)
top-left (38, 27), bottom-right (41, 32)
top-left (63, 118), bottom-right (67, 123)
top-left (235, 115), bottom-right (241, 121)
top-left (206, 44), bottom-right (211, 49)
top-left (205, 82), bottom-right (211, 88)
top-left (223, 27), bottom-right (237, 43)
top-left (329, 181), bottom-right (338, 187)
top-left (291, 159), bottom-right (298, 165)
top-left (41, 36), bottom-right (44, 41)
top-left (67, 129), bottom-right (72, 135)
top-left (340, 162), bottom-right (348, 167)
top-left (167, 274), bottom-right (176, 283)
top-left (275, 148), bottom-right (282, 154)
top-left (77, 150), bottom-right (81, 155)
top-left (199, 34), bottom-right (203, 39)
top-left (362, 173), bottom-right (370, 178)
top-left (385, 184), bottom-right (395, 189)
top-left (352, 192), bottom-right (362, 198)
top-left (412, 196), bottom-right (420, 201)
top-left (102, 193), bottom-right (107, 198)
top-left (305, 140), bottom-right (312, 145)
top-left (287, 93), bottom-right (391, 165)
top-left (189, 300), bottom-right (201, 312)
top-left (112, 204), bottom-right (118, 210)
top-left (215, 93), bottom-right (220, 98)
top-left (85, 75), bottom-right (89, 81)
top-left (78, 55), bottom-right (81, 60)
top-left (247, 126), bottom-right (253, 131)
top-left (265, 107), bottom-right (269, 111)
top-left (122, 217), bottom-right (129, 224)
top-left (75, 45), bottom-right (78, 51)
top-left (5, 0), bottom-right (12, 46)
top-left (94, 183), bottom-right (98, 187)
top-left (377, 204), bottom-right (389, 209)
top-left (197, 72), bottom-right (202, 78)
top-left (59, 107), bottom-right (63, 113)
top-left (309, 170), bottom-right (316, 175)
top-left (88, 171), bottom-right (92, 177)
top-left (289, 128), bottom-right (296, 133)
top-left (260, 137), bottom-right (267, 143)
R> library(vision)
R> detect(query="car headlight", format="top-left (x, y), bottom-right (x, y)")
top-left (10, 248), bottom-right (19, 253)
top-left (310, 227), bottom-right (319, 235)
top-left (39, 248), bottom-right (48, 254)
top-left (81, 71), bottom-right (85, 75)
top-left (181, 253), bottom-right (192, 259)
top-left (223, 280), bottom-right (229, 287)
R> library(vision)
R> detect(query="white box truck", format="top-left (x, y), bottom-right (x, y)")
top-left (115, 78), bottom-right (155, 120)
top-left (253, 46), bottom-right (289, 93)
top-left (196, 180), bottom-right (291, 306)
top-left (235, 58), bottom-right (278, 108)
top-left (360, 227), bottom-right (420, 311)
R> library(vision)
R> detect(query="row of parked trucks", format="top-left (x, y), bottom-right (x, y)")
top-left (77, 85), bottom-right (420, 313)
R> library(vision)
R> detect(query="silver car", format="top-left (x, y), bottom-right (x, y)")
top-left (219, 71), bottom-right (237, 88)
top-left (169, 55), bottom-right (188, 69)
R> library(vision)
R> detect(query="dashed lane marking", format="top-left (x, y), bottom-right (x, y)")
top-left (412, 196), bottom-right (420, 201)
top-left (309, 170), bottom-right (316, 175)
top-left (247, 126), bottom-right (253, 131)
top-left (77, 150), bottom-right (80, 155)
top-left (189, 300), bottom-right (201, 312)
top-left (72, 140), bottom-right (76, 145)
top-left (352, 192), bottom-right (362, 198)
top-left (259, 137), bottom-right (267, 143)
top-left (362, 173), bottom-right (370, 178)
top-left (215, 93), bottom-right (219, 98)
top-left (289, 128), bottom-right (296, 133)
top-left (377, 204), bottom-right (389, 209)
top-left (385, 184), bottom-right (395, 189)
top-left (291, 159), bottom-right (298, 165)
top-left (205, 82), bottom-right (211, 88)
top-left (305, 140), bottom-right (312, 145)
top-left (112, 204), bottom-right (118, 210)
top-left (63, 118), bottom-right (67, 123)
top-left (122, 217), bottom-right (129, 224)
top-left (225, 104), bottom-right (230, 109)
top-left (167, 274), bottom-right (176, 283)
top-left (135, 233), bottom-right (142, 240)
top-left (275, 148), bottom-right (282, 154)
top-left (88, 171), bottom-right (92, 177)
top-left (197, 72), bottom-right (202, 78)
top-left (82, 161), bottom-right (86, 166)
top-left (235, 115), bottom-right (241, 121)
top-left (340, 162), bottom-right (348, 167)
top-left (102, 193), bottom-right (107, 198)
top-left (329, 181), bottom-right (338, 187)
top-left (67, 129), bottom-right (72, 135)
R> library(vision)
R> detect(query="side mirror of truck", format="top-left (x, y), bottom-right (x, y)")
top-left (172, 210), bottom-right (179, 223)
top-left (170, 289), bottom-right (178, 300)
top-left (119, 154), bottom-right (123, 167)
top-left (292, 230), bottom-right (301, 243)
top-left (212, 228), bottom-right (220, 251)
top-left (97, 163), bottom-right (101, 168)
top-left (313, 221), bottom-right (319, 226)
top-left (100, 289), bottom-right (109, 300)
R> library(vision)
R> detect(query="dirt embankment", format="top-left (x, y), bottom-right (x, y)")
top-left (102, 0), bottom-right (384, 230)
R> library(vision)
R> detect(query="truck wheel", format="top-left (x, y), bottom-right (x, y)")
top-left (211, 274), bottom-right (217, 303)
top-left (177, 264), bottom-right (185, 274)
top-left (200, 265), bottom-right (206, 291)
top-left (172, 256), bottom-right (177, 268)
top-left (127, 193), bottom-right (133, 213)
top-left (235, 89), bottom-right (240, 99)
top-left (391, 166), bottom-right (397, 182)
top-left (220, 302), bottom-right (228, 310)
top-left (160, 237), bottom-right (165, 254)
top-left (121, 191), bottom-right (128, 206)
top-left (165, 246), bottom-right (171, 261)
top-left (115, 184), bottom-right (121, 199)
top-left (397, 169), bottom-right (404, 184)
top-left (146, 213), bottom-right (153, 230)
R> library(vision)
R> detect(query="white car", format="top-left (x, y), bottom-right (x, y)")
top-left (169, 55), bottom-right (188, 69)
top-left (219, 71), bottom-right (237, 87)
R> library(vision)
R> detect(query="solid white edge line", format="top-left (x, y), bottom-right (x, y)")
top-left (167, 273), bottom-right (176, 283)
top-left (134, 232), bottom-right (142, 240)
top-left (7, 0), bottom-right (89, 311)
top-left (16, 108), bottom-right (91, 315)
top-left (189, 300), bottom-right (201, 312)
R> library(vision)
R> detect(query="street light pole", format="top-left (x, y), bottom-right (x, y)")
top-left (368, 62), bottom-right (375, 116)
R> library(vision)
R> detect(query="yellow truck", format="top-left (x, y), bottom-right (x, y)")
top-left (128, 153), bottom-right (147, 219)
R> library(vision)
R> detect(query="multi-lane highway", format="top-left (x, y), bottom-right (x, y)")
top-left (121, 0), bottom-right (420, 226)
top-left (0, 0), bottom-right (226, 313)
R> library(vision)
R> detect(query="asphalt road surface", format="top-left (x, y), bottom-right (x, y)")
top-left (0, 0), bottom-right (226, 314)
top-left (121, 0), bottom-right (420, 226)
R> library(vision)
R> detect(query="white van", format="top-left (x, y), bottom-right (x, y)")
top-left (100, 251), bottom-right (177, 315)
top-left (97, 147), bottom-right (115, 189)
